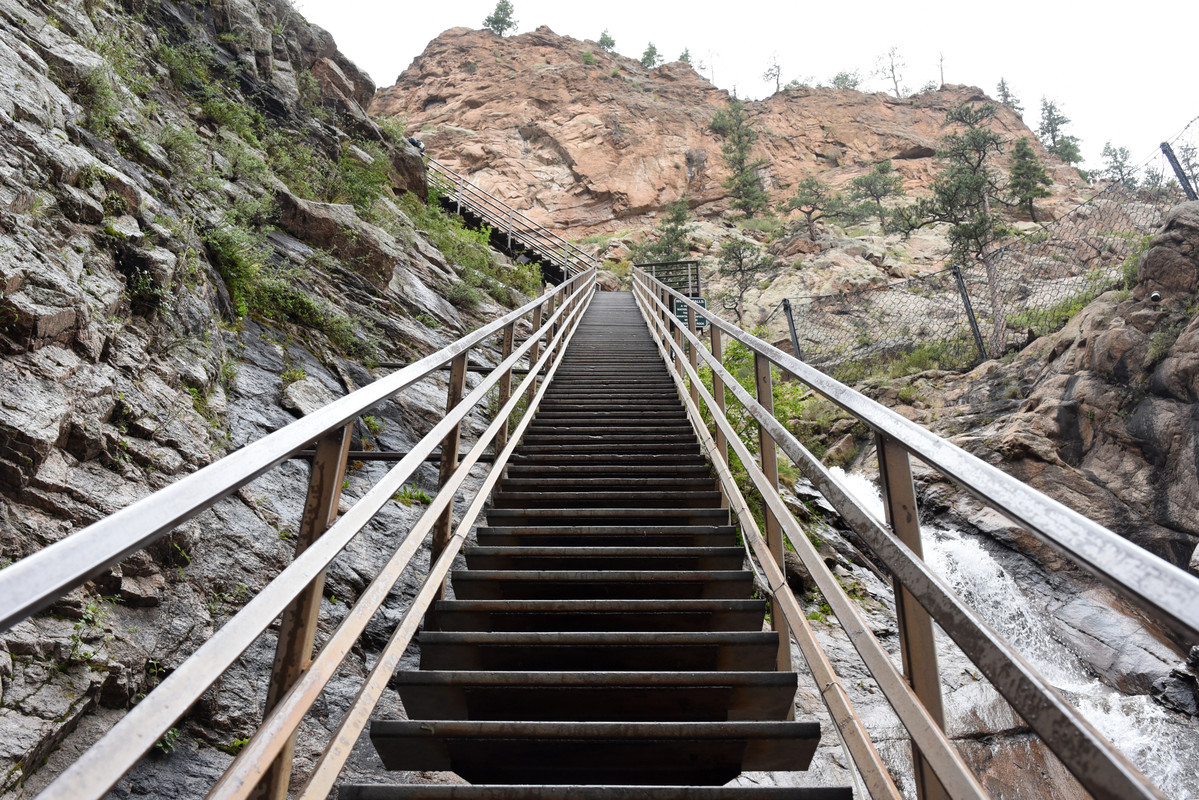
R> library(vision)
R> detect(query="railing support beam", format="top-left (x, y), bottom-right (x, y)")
top-left (876, 433), bottom-right (948, 800)
top-left (711, 326), bottom-right (729, 508)
top-left (495, 322), bottom-right (516, 453)
top-left (432, 352), bottom-right (470, 599)
top-left (253, 423), bottom-right (352, 800)
top-left (754, 353), bottom-right (792, 678)
top-left (525, 303), bottom-right (544, 402)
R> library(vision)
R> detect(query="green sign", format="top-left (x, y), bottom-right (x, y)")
top-left (674, 297), bottom-right (707, 329)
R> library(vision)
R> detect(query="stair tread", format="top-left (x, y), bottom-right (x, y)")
top-left (341, 787), bottom-right (852, 800)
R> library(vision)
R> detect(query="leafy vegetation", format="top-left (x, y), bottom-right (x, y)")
top-left (399, 188), bottom-right (540, 306)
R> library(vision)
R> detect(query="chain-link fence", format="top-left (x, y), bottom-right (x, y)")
top-left (785, 117), bottom-right (1199, 380)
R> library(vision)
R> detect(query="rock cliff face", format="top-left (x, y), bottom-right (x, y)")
top-left (372, 26), bottom-right (1078, 235)
top-left (0, 0), bottom-right (525, 794)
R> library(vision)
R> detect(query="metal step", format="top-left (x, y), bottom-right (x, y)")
top-left (394, 671), bottom-right (798, 721)
top-left (417, 631), bottom-right (783, 671)
top-left (463, 547), bottom-right (746, 571)
top-left (490, 491), bottom-right (724, 510)
top-left (360, 292), bottom-right (846, 798)
top-left (502, 464), bottom-right (713, 479)
top-left (367, 720), bottom-right (820, 785)
top-left (431, 599), bottom-right (766, 632)
top-left (341, 787), bottom-right (852, 800)
top-left (497, 477), bottom-right (718, 492)
top-left (475, 526), bottom-right (738, 548)
top-left (449, 569), bottom-right (754, 600)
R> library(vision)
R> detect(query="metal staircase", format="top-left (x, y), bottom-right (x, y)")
top-left (427, 158), bottom-right (599, 284)
top-left (341, 293), bottom-right (850, 797)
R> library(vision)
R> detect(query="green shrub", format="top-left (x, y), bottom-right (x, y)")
top-left (264, 130), bottom-right (325, 198)
top-left (158, 125), bottom-right (208, 187)
top-left (581, 50), bottom-right (597, 66)
top-left (448, 280), bottom-right (483, 308)
top-left (393, 484), bottom-right (432, 506)
top-left (201, 94), bottom-right (263, 145)
top-left (76, 68), bottom-right (121, 137)
top-left (202, 220), bottom-right (267, 317)
top-left (376, 115), bottom-right (408, 146)
top-left (336, 141), bottom-right (391, 212)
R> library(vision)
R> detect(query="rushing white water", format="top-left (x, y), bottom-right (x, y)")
top-left (831, 468), bottom-right (1196, 799)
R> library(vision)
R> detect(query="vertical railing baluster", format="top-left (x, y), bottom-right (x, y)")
top-left (710, 325), bottom-right (728, 507)
top-left (754, 354), bottom-right (792, 676)
top-left (876, 433), bottom-right (948, 800)
top-left (432, 352), bottom-right (469, 600)
top-left (495, 322), bottom-right (516, 453)
top-left (525, 302), bottom-right (544, 403)
top-left (687, 305), bottom-right (699, 408)
top-left (254, 423), bottom-right (352, 800)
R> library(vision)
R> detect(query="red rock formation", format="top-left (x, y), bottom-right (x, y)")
top-left (372, 26), bottom-right (1077, 236)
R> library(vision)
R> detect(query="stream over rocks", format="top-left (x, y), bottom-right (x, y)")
top-left (838, 469), bottom-right (1199, 798)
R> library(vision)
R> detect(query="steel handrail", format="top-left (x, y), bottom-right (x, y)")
top-left (427, 159), bottom-right (591, 261)
top-left (0, 271), bottom-right (591, 634)
top-left (634, 279), bottom-right (983, 799)
top-left (4, 270), bottom-right (596, 799)
top-left (204, 283), bottom-right (596, 800)
top-left (434, 175), bottom-right (588, 277)
top-left (641, 270), bottom-right (1199, 644)
top-left (635, 270), bottom-right (1168, 800)
top-left (427, 158), bottom-right (599, 276)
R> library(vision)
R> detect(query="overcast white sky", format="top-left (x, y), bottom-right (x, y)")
top-left (292, 0), bottom-right (1198, 173)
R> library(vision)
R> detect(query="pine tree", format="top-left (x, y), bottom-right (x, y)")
top-left (996, 78), bottom-right (1023, 117)
top-left (1101, 141), bottom-right (1137, 189)
top-left (782, 178), bottom-right (847, 239)
top-left (598, 30), bottom-right (615, 52)
top-left (849, 160), bottom-right (905, 228)
top-left (679, 48), bottom-right (692, 64)
top-left (1038, 99), bottom-right (1082, 165)
top-left (632, 198), bottom-right (694, 263)
top-left (892, 103), bottom-right (1009, 348)
top-left (640, 42), bottom-right (662, 68)
top-left (483, 1), bottom-right (517, 36)
top-left (710, 98), bottom-right (770, 218)
top-left (716, 237), bottom-right (775, 324)
top-left (830, 70), bottom-right (861, 90)
top-left (1008, 137), bottom-right (1051, 221)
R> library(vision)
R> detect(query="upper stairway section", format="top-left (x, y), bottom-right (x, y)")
top-left (427, 158), bottom-right (599, 284)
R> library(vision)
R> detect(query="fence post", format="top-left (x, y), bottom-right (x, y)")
top-left (875, 433), bottom-right (948, 800)
top-left (754, 353), bottom-right (792, 678)
top-left (710, 327), bottom-right (728, 493)
top-left (432, 352), bottom-right (469, 600)
top-left (495, 321), bottom-right (516, 453)
top-left (952, 265), bottom-right (988, 364)
top-left (254, 423), bottom-right (352, 800)
top-left (782, 298), bottom-right (803, 361)
top-left (1162, 141), bottom-right (1198, 201)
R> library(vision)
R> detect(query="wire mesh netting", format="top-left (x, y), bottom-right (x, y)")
top-left (786, 117), bottom-right (1199, 380)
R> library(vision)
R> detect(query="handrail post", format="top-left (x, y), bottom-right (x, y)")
top-left (432, 352), bottom-right (470, 599)
top-left (525, 302), bottom-right (544, 402)
top-left (875, 433), bottom-right (948, 800)
top-left (754, 353), bottom-right (792, 677)
top-left (710, 325), bottom-right (728, 508)
top-left (254, 423), bottom-right (352, 800)
top-left (687, 306), bottom-right (699, 408)
top-left (495, 321), bottom-right (516, 452)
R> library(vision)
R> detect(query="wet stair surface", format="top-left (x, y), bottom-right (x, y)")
top-left (341, 293), bottom-right (851, 799)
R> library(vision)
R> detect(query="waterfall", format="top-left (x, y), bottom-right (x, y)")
top-left (832, 468), bottom-right (1196, 799)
